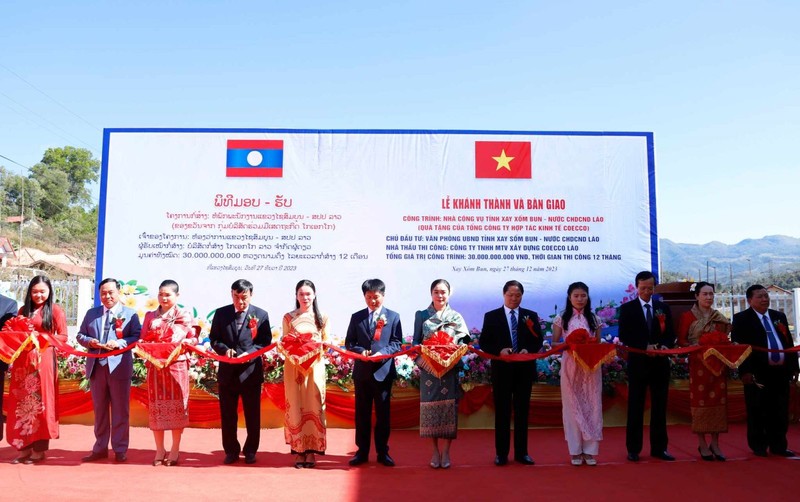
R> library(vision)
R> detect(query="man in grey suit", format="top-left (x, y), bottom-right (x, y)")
top-left (0, 292), bottom-right (19, 442)
top-left (76, 278), bottom-right (142, 462)
top-left (345, 279), bottom-right (403, 467)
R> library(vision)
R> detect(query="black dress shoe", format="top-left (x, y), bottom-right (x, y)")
top-left (494, 455), bottom-right (508, 466)
top-left (244, 453), bottom-right (257, 464)
top-left (114, 453), bottom-right (127, 463)
top-left (627, 453), bottom-right (640, 462)
top-left (223, 453), bottom-right (239, 464)
top-left (377, 454), bottom-right (395, 467)
top-left (652, 451), bottom-right (675, 461)
top-left (349, 453), bottom-right (368, 466)
top-left (515, 455), bottom-right (535, 465)
top-left (82, 451), bottom-right (109, 462)
top-left (752, 450), bottom-right (768, 457)
top-left (771, 449), bottom-right (796, 457)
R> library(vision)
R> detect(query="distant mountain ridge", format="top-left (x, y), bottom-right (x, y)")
top-left (660, 235), bottom-right (800, 280)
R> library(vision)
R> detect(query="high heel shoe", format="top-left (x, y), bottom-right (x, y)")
top-left (304, 454), bottom-right (316, 468)
top-left (698, 447), bottom-right (714, 461)
top-left (11, 454), bottom-right (32, 465)
top-left (24, 453), bottom-right (45, 465)
top-left (295, 454), bottom-right (306, 469)
top-left (709, 445), bottom-right (726, 461)
top-left (163, 455), bottom-right (180, 466)
top-left (440, 452), bottom-right (451, 469)
top-left (430, 452), bottom-right (441, 469)
top-left (153, 451), bottom-right (166, 466)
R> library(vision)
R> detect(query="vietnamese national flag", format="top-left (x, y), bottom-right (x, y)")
top-left (475, 141), bottom-right (531, 179)
top-left (226, 139), bottom-right (283, 177)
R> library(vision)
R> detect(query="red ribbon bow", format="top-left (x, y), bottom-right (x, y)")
top-left (248, 317), bottom-right (258, 339)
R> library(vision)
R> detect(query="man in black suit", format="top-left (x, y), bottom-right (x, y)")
top-left (480, 280), bottom-right (543, 466)
top-left (345, 279), bottom-right (403, 467)
top-left (210, 279), bottom-right (271, 465)
top-left (731, 284), bottom-right (798, 457)
top-left (618, 270), bottom-right (676, 462)
top-left (0, 292), bottom-right (19, 442)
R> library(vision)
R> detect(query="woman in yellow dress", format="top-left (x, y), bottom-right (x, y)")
top-left (282, 279), bottom-right (329, 468)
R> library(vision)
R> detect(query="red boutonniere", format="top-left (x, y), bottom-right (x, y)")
top-left (373, 314), bottom-right (387, 341)
top-left (248, 315), bottom-right (259, 339)
top-left (655, 310), bottom-right (666, 332)
top-left (522, 315), bottom-right (539, 338)
top-left (114, 315), bottom-right (126, 339)
top-left (774, 320), bottom-right (790, 341)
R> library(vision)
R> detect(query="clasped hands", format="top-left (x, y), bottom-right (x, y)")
top-left (500, 347), bottom-right (528, 356)
top-left (362, 350), bottom-right (382, 357)
top-left (89, 338), bottom-right (121, 351)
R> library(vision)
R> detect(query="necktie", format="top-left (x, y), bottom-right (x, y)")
top-left (762, 315), bottom-right (782, 364)
top-left (99, 311), bottom-right (111, 366)
top-left (510, 309), bottom-right (518, 352)
top-left (369, 310), bottom-right (376, 329)
top-left (102, 310), bottom-right (112, 343)
top-left (235, 310), bottom-right (245, 331)
top-left (645, 304), bottom-right (653, 331)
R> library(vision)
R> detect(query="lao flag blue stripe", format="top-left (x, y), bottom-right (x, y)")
top-left (226, 148), bottom-right (283, 168)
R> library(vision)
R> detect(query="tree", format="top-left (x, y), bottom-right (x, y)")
top-left (30, 146), bottom-right (99, 208)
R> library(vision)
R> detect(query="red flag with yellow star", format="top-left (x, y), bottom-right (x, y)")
top-left (475, 141), bottom-right (531, 179)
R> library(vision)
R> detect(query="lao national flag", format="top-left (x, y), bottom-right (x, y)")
top-left (475, 141), bottom-right (531, 179)
top-left (226, 140), bottom-right (283, 177)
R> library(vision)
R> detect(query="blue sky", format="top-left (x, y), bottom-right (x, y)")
top-left (1, 0), bottom-right (798, 245)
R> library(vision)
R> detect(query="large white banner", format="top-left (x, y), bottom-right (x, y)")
top-left (99, 129), bottom-right (658, 340)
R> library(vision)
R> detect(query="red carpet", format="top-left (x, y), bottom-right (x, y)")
top-left (1, 423), bottom-right (798, 501)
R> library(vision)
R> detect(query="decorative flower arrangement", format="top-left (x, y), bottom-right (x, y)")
top-left (262, 351), bottom-right (284, 385)
top-left (325, 350), bottom-right (355, 390)
top-left (56, 338), bottom-right (88, 388)
top-left (670, 356), bottom-right (690, 381)
top-left (459, 352), bottom-right (491, 391)
top-left (393, 354), bottom-right (420, 389)
top-left (601, 357), bottom-right (627, 395)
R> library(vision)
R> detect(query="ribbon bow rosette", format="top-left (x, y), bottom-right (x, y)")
top-left (418, 330), bottom-right (469, 378)
top-left (248, 315), bottom-right (259, 340)
top-left (114, 315), bottom-right (126, 339)
top-left (565, 328), bottom-right (616, 371)
top-left (699, 330), bottom-right (751, 376)
top-left (278, 330), bottom-right (323, 374)
top-left (0, 315), bottom-right (39, 364)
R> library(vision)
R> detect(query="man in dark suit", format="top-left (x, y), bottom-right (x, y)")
top-left (345, 279), bottom-right (403, 467)
top-left (0, 292), bottom-right (19, 442)
top-left (76, 278), bottom-right (142, 462)
top-left (210, 279), bottom-right (271, 465)
top-left (731, 284), bottom-right (798, 457)
top-left (480, 280), bottom-right (543, 466)
top-left (618, 270), bottom-right (676, 462)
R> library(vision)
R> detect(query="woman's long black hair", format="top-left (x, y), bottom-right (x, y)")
top-left (561, 281), bottom-right (597, 332)
top-left (22, 275), bottom-right (55, 333)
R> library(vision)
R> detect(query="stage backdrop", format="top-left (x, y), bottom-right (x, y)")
top-left (99, 129), bottom-right (658, 338)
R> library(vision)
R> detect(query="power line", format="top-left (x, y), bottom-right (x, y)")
top-left (0, 153), bottom-right (31, 171)
top-left (0, 92), bottom-right (100, 152)
top-left (0, 62), bottom-right (101, 132)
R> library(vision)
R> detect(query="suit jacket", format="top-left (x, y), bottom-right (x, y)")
top-left (618, 298), bottom-right (676, 351)
top-left (0, 293), bottom-right (18, 372)
top-left (345, 307), bottom-right (403, 382)
top-left (210, 304), bottom-right (271, 384)
top-left (76, 305), bottom-right (142, 379)
top-left (480, 306), bottom-right (543, 357)
top-left (731, 307), bottom-right (799, 377)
